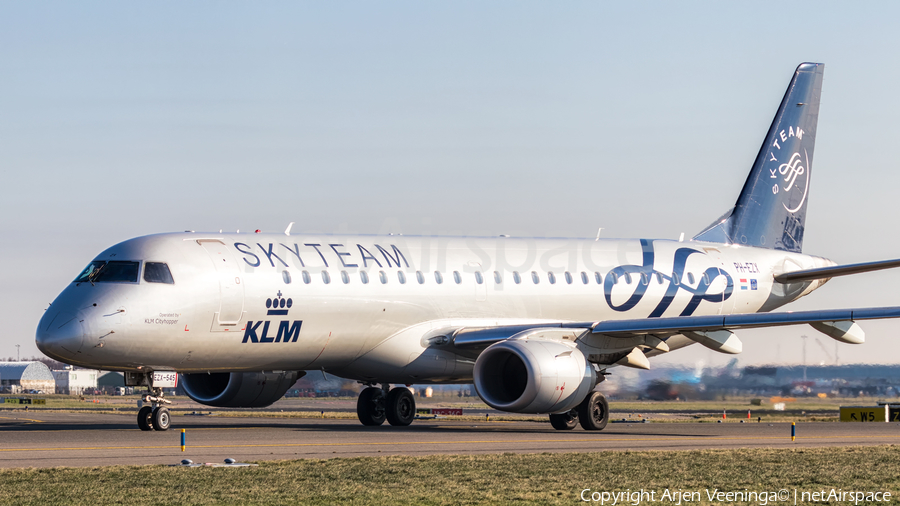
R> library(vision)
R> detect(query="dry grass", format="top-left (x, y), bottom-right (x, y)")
top-left (1, 446), bottom-right (899, 505)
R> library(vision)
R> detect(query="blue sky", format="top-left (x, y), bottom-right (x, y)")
top-left (3, 2), bottom-right (900, 366)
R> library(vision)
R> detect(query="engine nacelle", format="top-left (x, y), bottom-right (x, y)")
top-left (181, 371), bottom-right (304, 408)
top-left (473, 337), bottom-right (597, 414)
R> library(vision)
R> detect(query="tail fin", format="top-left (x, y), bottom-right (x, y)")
top-left (694, 62), bottom-right (824, 253)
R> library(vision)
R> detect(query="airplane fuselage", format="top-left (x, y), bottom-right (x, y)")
top-left (37, 232), bottom-right (833, 382)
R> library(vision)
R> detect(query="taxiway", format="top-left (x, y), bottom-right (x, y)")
top-left (1, 412), bottom-right (898, 468)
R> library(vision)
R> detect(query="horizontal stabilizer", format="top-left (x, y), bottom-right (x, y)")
top-left (775, 258), bottom-right (900, 283)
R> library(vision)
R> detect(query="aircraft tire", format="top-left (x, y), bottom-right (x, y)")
top-left (137, 406), bottom-right (154, 431)
top-left (385, 388), bottom-right (416, 426)
top-left (577, 391), bottom-right (609, 431)
top-left (357, 387), bottom-right (386, 426)
top-left (549, 410), bottom-right (579, 430)
top-left (152, 407), bottom-right (171, 431)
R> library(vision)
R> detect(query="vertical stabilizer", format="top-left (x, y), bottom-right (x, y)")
top-left (694, 63), bottom-right (824, 252)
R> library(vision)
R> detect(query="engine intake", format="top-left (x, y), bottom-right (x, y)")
top-left (181, 371), bottom-right (304, 408)
top-left (473, 336), bottom-right (596, 414)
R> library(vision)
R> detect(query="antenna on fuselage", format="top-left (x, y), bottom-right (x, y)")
top-left (595, 228), bottom-right (603, 241)
top-left (679, 232), bottom-right (685, 242)
top-left (285, 222), bottom-right (294, 236)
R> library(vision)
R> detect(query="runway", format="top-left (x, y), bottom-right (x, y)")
top-left (2, 412), bottom-right (899, 469)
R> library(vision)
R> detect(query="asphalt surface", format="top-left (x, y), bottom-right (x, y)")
top-left (1, 412), bottom-right (899, 468)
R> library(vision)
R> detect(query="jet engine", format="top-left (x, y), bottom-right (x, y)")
top-left (181, 371), bottom-right (304, 408)
top-left (473, 337), bottom-right (597, 414)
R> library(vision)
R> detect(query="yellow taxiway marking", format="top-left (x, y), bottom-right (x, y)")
top-left (0, 416), bottom-right (44, 423)
top-left (1, 434), bottom-right (899, 453)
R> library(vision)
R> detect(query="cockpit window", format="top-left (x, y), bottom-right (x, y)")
top-left (95, 261), bottom-right (140, 282)
top-left (75, 260), bottom-right (140, 283)
top-left (144, 262), bottom-right (175, 284)
top-left (74, 261), bottom-right (106, 283)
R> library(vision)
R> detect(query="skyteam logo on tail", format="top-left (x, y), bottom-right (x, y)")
top-left (768, 125), bottom-right (810, 214)
top-left (242, 291), bottom-right (302, 343)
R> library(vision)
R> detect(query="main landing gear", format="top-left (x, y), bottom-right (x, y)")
top-left (357, 384), bottom-right (416, 427)
top-left (138, 387), bottom-right (173, 431)
top-left (548, 391), bottom-right (609, 431)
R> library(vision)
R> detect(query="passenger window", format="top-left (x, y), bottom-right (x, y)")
top-left (565, 272), bottom-right (573, 284)
top-left (513, 271), bottom-right (521, 284)
top-left (360, 271), bottom-right (369, 284)
top-left (453, 271), bottom-right (462, 284)
top-left (624, 272), bottom-right (632, 284)
top-left (416, 271), bottom-right (425, 284)
top-left (531, 271), bottom-right (540, 284)
top-left (687, 273), bottom-right (695, 285)
top-left (341, 271), bottom-right (350, 284)
top-left (398, 271), bottom-right (406, 284)
top-left (702, 272), bottom-right (710, 284)
top-left (672, 273), bottom-right (680, 285)
top-left (379, 271), bottom-right (388, 284)
top-left (494, 271), bottom-right (502, 284)
top-left (321, 271), bottom-right (331, 284)
top-left (302, 271), bottom-right (311, 284)
top-left (640, 273), bottom-right (649, 285)
top-left (548, 272), bottom-right (556, 284)
top-left (594, 272), bottom-right (602, 284)
top-left (656, 272), bottom-right (663, 284)
top-left (475, 272), bottom-right (483, 284)
top-left (581, 272), bottom-right (589, 284)
top-left (610, 272), bottom-right (618, 284)
top-left (281, 270), bottom-right (291, 285)
top-left (434, 271), bottom-right (443, 284)
top-left (144, 262), bottom-right (175, 284)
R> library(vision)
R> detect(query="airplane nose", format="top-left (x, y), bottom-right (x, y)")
top-left (36, 311), bottom-right (85, 363)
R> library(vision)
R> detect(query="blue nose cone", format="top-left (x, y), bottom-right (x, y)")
top-left (36, 310), bottom-right (85, 364)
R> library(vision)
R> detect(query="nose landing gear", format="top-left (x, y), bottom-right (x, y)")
top-left (137, 387), bottom-right (173, 431)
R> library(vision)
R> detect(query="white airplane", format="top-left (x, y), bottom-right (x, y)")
top-left (36, 62), bottom-right (900, 432)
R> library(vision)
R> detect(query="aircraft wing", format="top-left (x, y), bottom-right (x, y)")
top-left (452, 306), bottom-right (900, 359)
top-left (588, 306), bottom-right (900, 336)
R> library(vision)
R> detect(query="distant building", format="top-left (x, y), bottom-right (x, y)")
top-left (0, 362), bottom-right (55, 394)
top-left (98, 371), bottom-right (124, 388)
top-left (52, 369), bottom-right (100, 395)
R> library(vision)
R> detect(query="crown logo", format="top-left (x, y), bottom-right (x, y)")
top-left (266, 290), bottom-right (292, 316)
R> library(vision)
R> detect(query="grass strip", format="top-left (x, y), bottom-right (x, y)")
top-left (1, 445), bottom-right (898, 505)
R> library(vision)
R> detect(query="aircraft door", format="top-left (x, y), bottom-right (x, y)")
top-left (198, 240), bottom-right (245, 326)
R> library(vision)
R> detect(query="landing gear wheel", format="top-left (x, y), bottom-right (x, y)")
top-left (137, 406), bottom-right (154, 431)
top-left (577, 391), bottom-right (609, 431)
top-left (357, 387), bottom-right (386, 426)
top-left (549, 410), bottom-right (579, 430)
top-left (152, 407), bottom-right (171, 431)
top-left (385, 388), bottom-right (416, 426)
